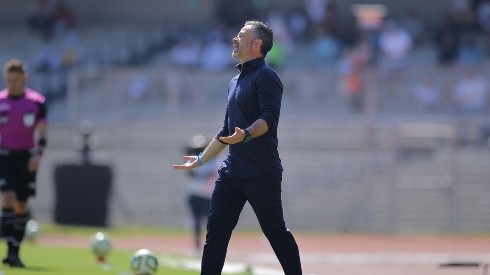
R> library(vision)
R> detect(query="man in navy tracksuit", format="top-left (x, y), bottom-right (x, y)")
top-left (174, 21), bottom-right (302, 274)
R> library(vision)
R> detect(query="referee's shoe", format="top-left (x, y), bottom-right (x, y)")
top-left (3, 255), bottom-right (25, 268)
top-left (2, 242), bottom-right (25, 268)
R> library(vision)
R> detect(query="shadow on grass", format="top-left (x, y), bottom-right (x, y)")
top-left (3, 266), bottom-right (58, 272)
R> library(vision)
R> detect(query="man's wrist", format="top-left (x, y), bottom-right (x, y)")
top-left (215, 136), bottom-right (229, 145)
top-left (38, 137), bottom-right (47, 146)
top-left (242, 129), bottom-right (252, 143)
top-left (36, 137), bottom-right (47, 156)
top-left (197, 152), bottom-right (204, 166)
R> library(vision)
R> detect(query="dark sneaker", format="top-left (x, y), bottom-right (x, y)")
top-left (2, 255), bottom-right (25, 268)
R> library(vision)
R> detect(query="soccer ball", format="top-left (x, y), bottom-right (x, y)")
top-left (130, 249), bottom-right (159, 275)
top-left (25, 220), bottom-right (40, 241)
top-left (91, 232), bottom-right (112, 258)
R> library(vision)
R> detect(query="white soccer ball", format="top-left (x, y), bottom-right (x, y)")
top-left (130, 249), bottom-right (159, 275)
top-left (25, 220), bottom-right (40, 241)
top-left (91, 232), bottom-right (112, 257)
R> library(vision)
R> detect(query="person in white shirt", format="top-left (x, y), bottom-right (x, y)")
top-left (379, 21), bottom-right (413, 72)
top-left (453, 67), bottom-right (488, 113)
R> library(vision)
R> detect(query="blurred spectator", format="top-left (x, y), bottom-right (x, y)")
top-left (378, 21), bottom-right (413, 72)
top-left (434, 14), bottom-right (461, 66)
top-left (378, 21), bottom-right (412, 99)
top-left (267, 12), bottom-right (294, 69)
top-left (477, 0), bottom-right (490, 55)
top-left (477, 0), bottom-right (490, 32)
top-left (400, 6), bottom-right (425, 45)
top-left (458, 35), bottom-right (483, 64)
top-left (341, 11), bottom-right (360, 48)
top-left (321, 1), bottom-right (344, 43)
top-left (352, 35), bottom-right (372, 65)
top-left (311, 30), bottom-right (340, 67)
top-left (33, 35), bottom-right (62, 72)
top-left (337, 51), bottom-right (363, 111)
top-left (52, 1), bottom-right (77, 35)
top-left (337, 36), bottom-right (371, 111)
top-left (287, 6), bottom-right (308, 42)
top-left (268, 11), bottom-right (294, 50)
top-left (170, 34), bottom-right (201, 69)
top-left (201, 29), bottom-right (232, 72)
top-left (305, 0), bottom-right (328, 27)
top-left (451, 0), bottom-right (475, 30)
top-left (60, 30), bottom-right (84, 69)
top-left (351, 6), bottom-right (384, 65)
top-left (413, 75), bottom-right (440, 112)
top-left (27, 0), bottom-right (57, 37)
top-left (452, 67), bottom-right (488, 113)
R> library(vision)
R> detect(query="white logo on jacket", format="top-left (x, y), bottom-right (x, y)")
top-left (23, 112), bottom-right (35, 127)
top-left (0, 103), bottom-right (10, 112)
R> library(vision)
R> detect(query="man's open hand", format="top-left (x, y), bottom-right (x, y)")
top-left (219, 127), bottom-right (245, 145)
top-left (173, 156), bottom-right (199, 170)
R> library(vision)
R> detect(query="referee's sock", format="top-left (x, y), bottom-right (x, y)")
top-left (13, 213), bottom-right (29, 246)
top-left (1, 208), bottom-right (15, 241)
top-left (1, 208), bottom-right (15, 256)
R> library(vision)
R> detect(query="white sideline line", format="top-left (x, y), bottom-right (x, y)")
top-left (251, 266), bottom-right (285, 275)
top-left (158, 254), bottom-right (285, 274)
top-left (156, 252), bottom-right (490, 275)
top-left (95, 263), bottom-right (132, 275)
top-left (248, 252), bottom-right (490, 265)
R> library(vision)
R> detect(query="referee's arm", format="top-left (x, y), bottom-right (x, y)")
top-left (28, 119), bottom-right (47, 172)
top-left (36, 121), bottom-right (47, 149)
top-left (35, 101), bottom-right (48, 155)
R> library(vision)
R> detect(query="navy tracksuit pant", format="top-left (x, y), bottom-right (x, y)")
top-left (200, 169), bottom-right (302, 275)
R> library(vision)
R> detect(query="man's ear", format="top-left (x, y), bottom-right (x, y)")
top-left (24, 73), bottom-right (29, 82)
top-left (254, 39), bottom-right (263, 50)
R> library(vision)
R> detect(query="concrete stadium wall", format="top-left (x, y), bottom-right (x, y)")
top-left (32, 115), bottom-right (490, 233)
top-left (30, 63), bottom-right (490, 233)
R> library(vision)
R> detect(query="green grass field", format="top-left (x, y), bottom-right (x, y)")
top-left (0, 243), bottom-right (199, 275)
top-left (0, 225), bottom-right (252, 275)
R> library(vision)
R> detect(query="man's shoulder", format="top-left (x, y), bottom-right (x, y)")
top-left (25, 88), bottom-right (46, 104)
top-left (0, 89), bottom-right (7, 100)
top-left (255, 64), bottom-right (281, 81)
top-left (259, 64), bottom-right (278, 74)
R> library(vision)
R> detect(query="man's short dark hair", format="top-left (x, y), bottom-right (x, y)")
top-left (245, 21), bottom-right (274, 57)
top-left (3, 59), bottom-right (25, 75)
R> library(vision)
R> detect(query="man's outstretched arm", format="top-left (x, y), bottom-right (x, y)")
top-left (173, 137), bottom-right (227, 170)
top-left (218, 118), bottom-right (269, 145)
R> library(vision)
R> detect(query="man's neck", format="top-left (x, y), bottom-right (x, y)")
top-left (8, 89), bottom-right (25, 98)
top-left (239, 54), bottom-right (263, 64)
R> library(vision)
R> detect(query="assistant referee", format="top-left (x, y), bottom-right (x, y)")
top-left (0, 59), bottom-right (48, 268)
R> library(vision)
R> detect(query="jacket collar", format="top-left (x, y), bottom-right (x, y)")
top-left (236, 57), bottom-right (265, 72)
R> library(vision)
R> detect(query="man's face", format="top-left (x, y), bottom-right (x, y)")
top-left (232, 25), bottom-right (258, 62)
top-left (5, 72), bottom-right (26, 95)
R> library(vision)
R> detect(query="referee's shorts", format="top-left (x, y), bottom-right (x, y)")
top-left (0, 149), bottom-right (37, 201)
